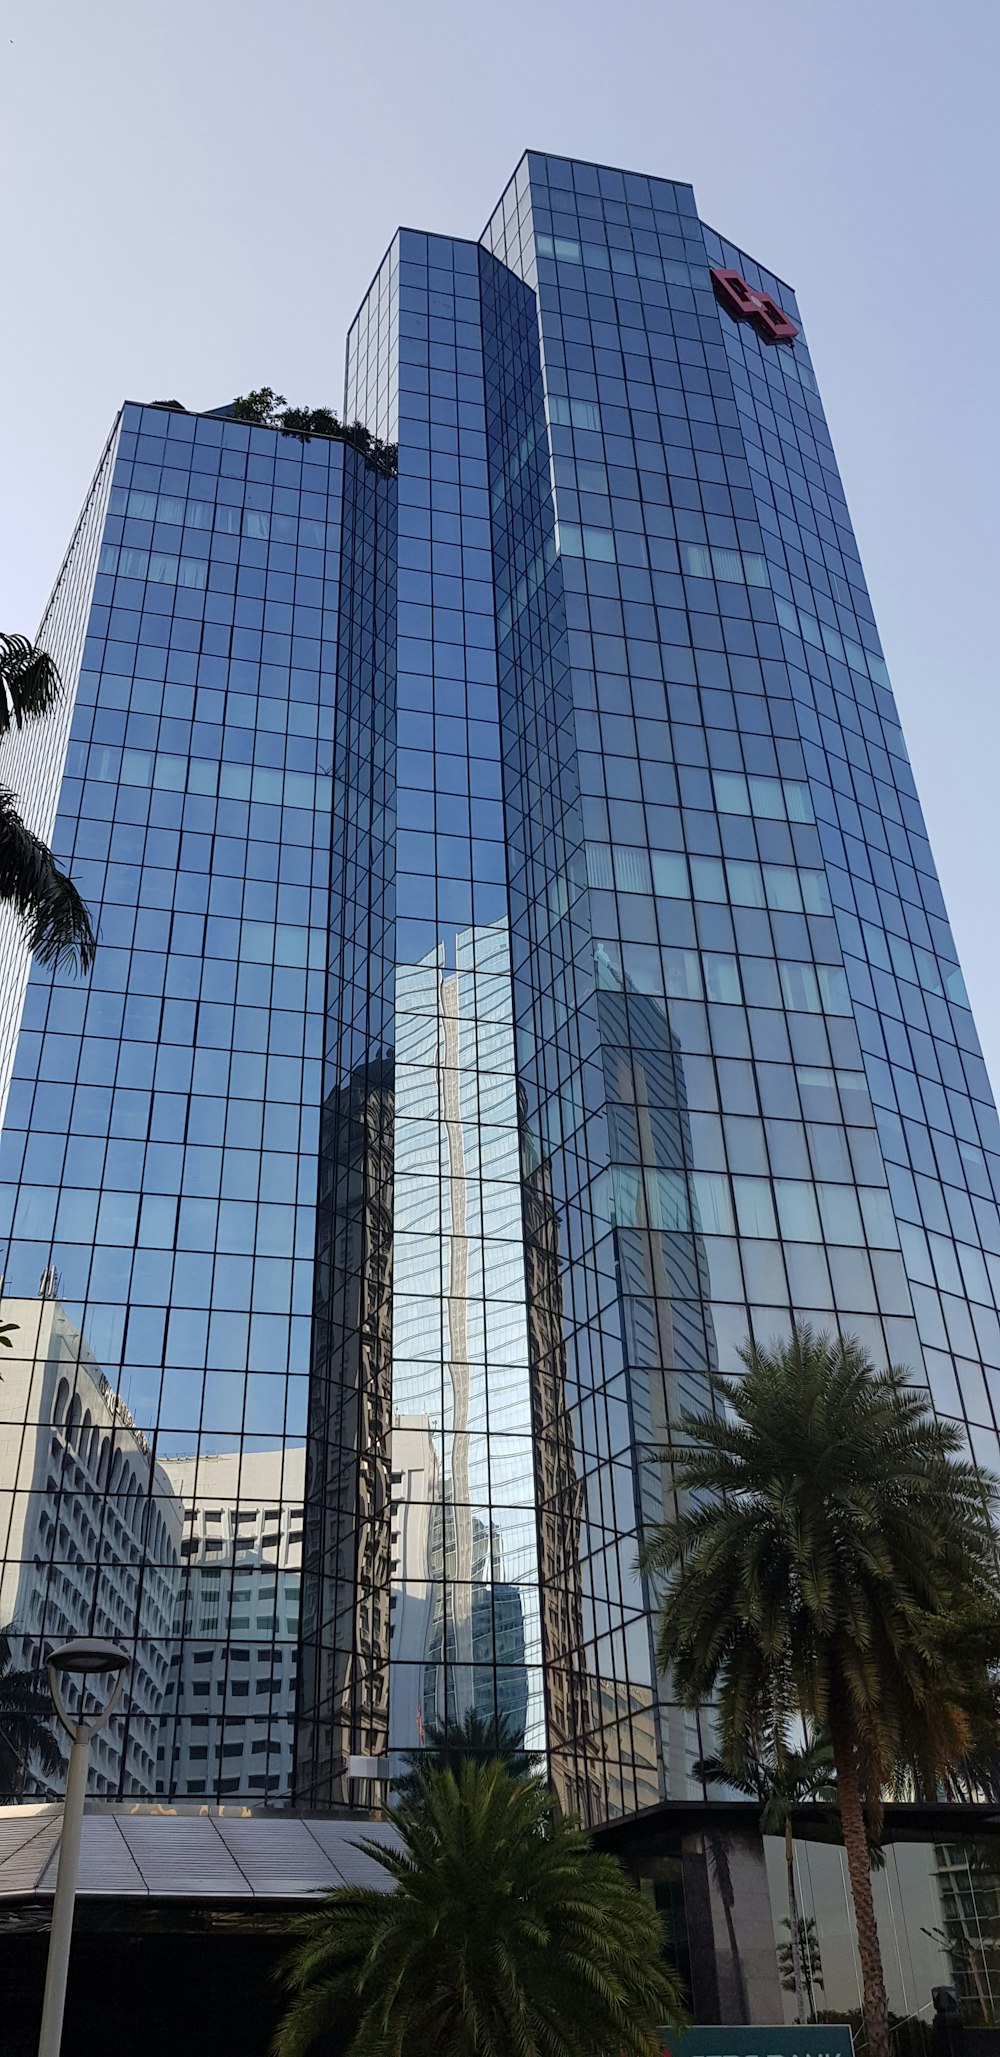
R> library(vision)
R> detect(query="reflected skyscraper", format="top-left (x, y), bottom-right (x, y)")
top-left (384, 921), bottom-right (541, 1767)
top-left (0, 151), bottom-right (999, 1857)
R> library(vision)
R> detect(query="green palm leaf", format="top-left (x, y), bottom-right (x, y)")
top-left (0, 635), bottom-right (95, 972)
top-left (0, 786), bottom-right (96, 971)
top-left (0, 634), bottom-right (62, 738)
top-left (274, 1761), bottom-right (687, 2057)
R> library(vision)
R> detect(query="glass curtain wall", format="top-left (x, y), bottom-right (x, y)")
top-left (2, 153), bottom-right (999, 1828)
top-left (0, 418), bottom-right (120, 1121)
top-left (0, 403), bottom-right (340, 1799)
top-left (482, 149), bottom-right (1000, 1809)
top-left (707, 215), bottom-right (1000, 1478)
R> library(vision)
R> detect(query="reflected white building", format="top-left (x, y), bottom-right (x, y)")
top-left (389, 923), bottom-right (539, 1760)
top-left (157, 1445), bottom-right (304, 1801)
top-left (0, 1293), bottom-right (182, 1795)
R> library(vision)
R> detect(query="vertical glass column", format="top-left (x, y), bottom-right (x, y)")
top-left (483, 162), bottom-right (720, 1813)
top-left (479, 235), bottom-right (664, 1821)
top-left (387, 232), bottom-right (543, 1767)
top-left (297, 438), bottom-right (396, 1807)
top-left (706, 214), bottom-right (1000, 1486)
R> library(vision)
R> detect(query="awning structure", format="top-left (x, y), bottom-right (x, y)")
top-left (0, 1805), bottom-right (400, 1901)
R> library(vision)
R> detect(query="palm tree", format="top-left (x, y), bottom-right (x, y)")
top-left (641, 1324), bottom-right (1000, 2057)
top-left (0, 634), bottom-right (95, 971)
top-left (0, 1629), bottom-right (62, 1799)
top-left (274, 1760), bottom-right (687, 2057)
top-left (391, 1706), bottom-right (539, 1809)
top-left (696, 1735), bottom-right (837, 2022)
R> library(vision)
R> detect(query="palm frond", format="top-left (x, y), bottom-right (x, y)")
top-left (274, 1761), bottom-right (687, 2057)
top-left (0, 787), bottom-right (96, 972)
top-left (0, 635), bottom-right (62, 738)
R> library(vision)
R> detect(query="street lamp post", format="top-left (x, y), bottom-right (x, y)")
top-left (37, 1638), bottom-right (130, 2057)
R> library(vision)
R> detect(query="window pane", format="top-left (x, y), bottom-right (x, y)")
top-left (662, 949), bottom-right (702, 1000)
top-left (774, 1180), bottom-right (822, 1242)
top-left (726, 860), bottom-right (765, 908)
top-left (651, 851), bottom-right (689, 898)
top-left (733, 1177), bottom-right (777, 1239)
top-left (779, 962), bottom-right (821, 1012)
top-left (613, 846), bottom-right (652, 894)
top-left (690, 856), bottom-right (726, 902)
top-left (692, 1172), bottom-right (734, 1235)
top-left (764, 866), bottom-right (802, 913)
top-left (703, 955), bottom-right (742, 1005)
top-left (817, 1183), bottom-right (864, 1245)
top-left (586, 843), bottom-right (614, 888)
top-left (801, 870), bottom-right (832, 915)
top-left (713, 772), bottom-right (750, 815)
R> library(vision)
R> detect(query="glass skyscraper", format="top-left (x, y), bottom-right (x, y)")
top-left (2, 151), bottom-right (998, 1850)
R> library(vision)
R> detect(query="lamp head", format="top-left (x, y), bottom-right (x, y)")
top-left (49, 1639), bottom-right (130, 1678)
top-left (47, 1640), bottom-right (131, 1742)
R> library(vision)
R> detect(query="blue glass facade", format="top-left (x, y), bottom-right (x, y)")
top-left (1, 151), bottom-right (998, 1827)
top-left (0, 406), bottom-right (342, 1798)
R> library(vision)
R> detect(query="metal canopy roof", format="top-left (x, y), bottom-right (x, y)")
top-left (0, 1805), bottom-right (401, 1901)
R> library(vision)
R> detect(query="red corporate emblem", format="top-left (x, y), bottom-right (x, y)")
top-left (710, 267), bottom-right (798, 343)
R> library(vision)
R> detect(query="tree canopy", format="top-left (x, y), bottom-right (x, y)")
top-left (642, 1323), bottom-right (1000, 2057)
top-left (274, 1760), bottom-right (687, 2057)
top-left (229, 389), bottom-right (397, 474)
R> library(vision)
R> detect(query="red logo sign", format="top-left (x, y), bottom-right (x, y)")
top-left (711, 267), bottom-right (798, 343)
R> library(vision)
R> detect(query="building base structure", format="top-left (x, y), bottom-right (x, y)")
top-left (2, 1804), bottom-right (1000, 2050)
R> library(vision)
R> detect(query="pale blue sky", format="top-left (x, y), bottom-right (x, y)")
top-left (4, 0), bottom-right (999, 1080)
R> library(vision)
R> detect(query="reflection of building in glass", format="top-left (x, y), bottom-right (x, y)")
top-left (596, 969), bottom-right (716, 1803)
top-left (157, 1446), bottom-right (304, 1800)
top-left (297, 1056), bottom-right (394, 1807)
top-left (423, 1509), bottom-right (529, 1740)
top-left (753, 1828), bottom-right (974, 2029)
top-left (520, 1119), bottom-right (602, 1812)
top-left (296, 435), bottom-right (396, 1809)
top-left (386, 1414), bottom-right (529, 1753)
top-left (386, 1415), bottom-right (437, 1752)
top-left (0, 1294), bottom-right (182, 1794)
top-left (387, 924), bottom-right (539, 1770)
top-left (597, 973), bottom-right (719, 1425)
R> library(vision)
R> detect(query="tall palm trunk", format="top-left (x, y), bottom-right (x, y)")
top-left (829, 1722), bottom-right (890, 2057)
top-left (785, 1818), bottom-right (805, 2024)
